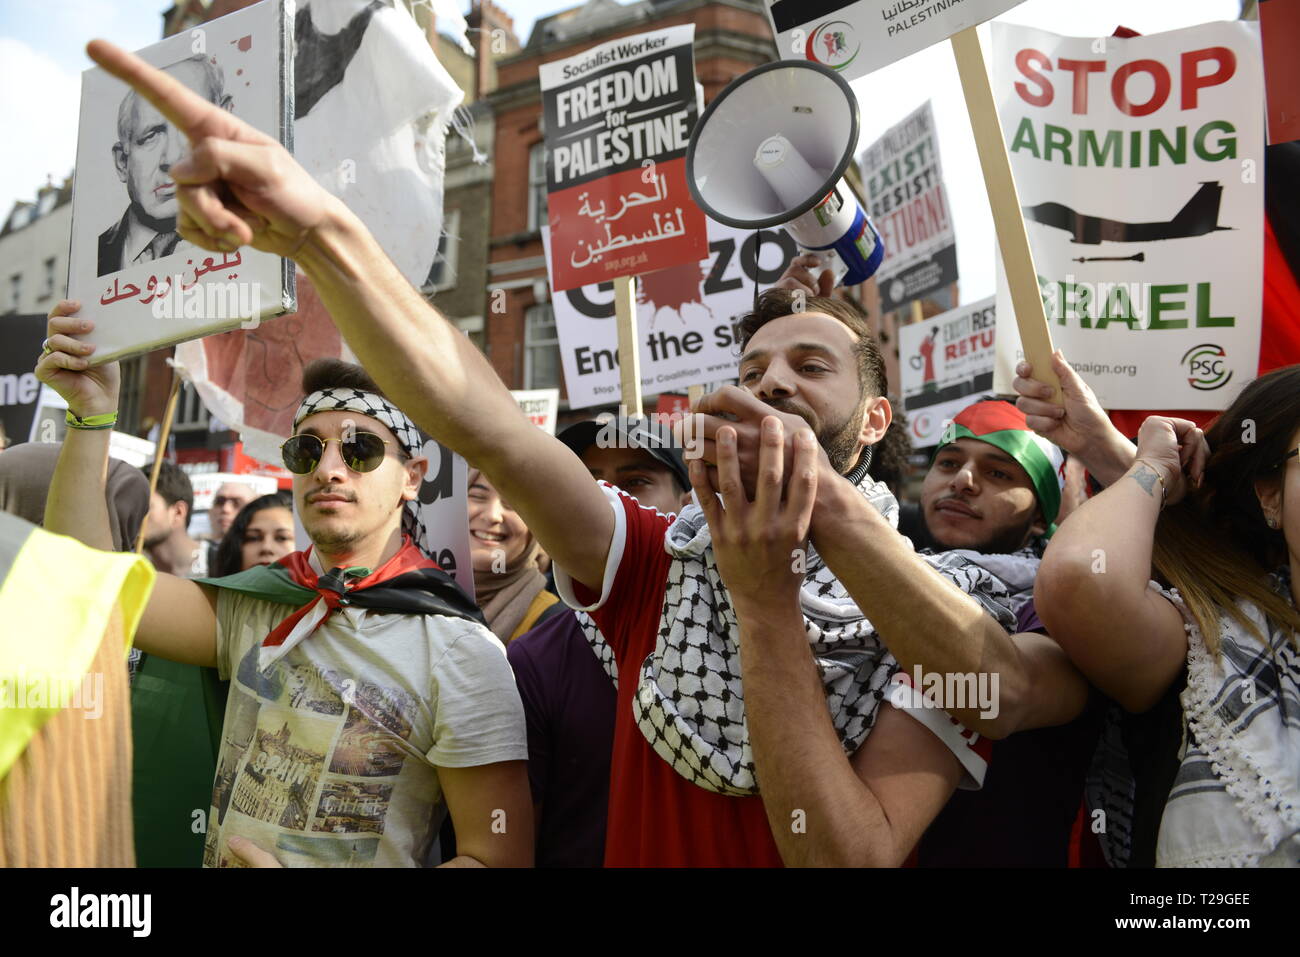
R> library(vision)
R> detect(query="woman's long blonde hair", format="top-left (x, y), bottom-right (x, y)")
top-left (1152, 366), bottom-right (1300, 653)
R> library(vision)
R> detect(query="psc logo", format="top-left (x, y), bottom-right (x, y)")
top-left (806, 21), bottom-right (860, 72)
top-left (1180, 343), bottom-right (1232, 391)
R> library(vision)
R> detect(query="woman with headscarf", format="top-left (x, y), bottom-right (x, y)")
top-left (467, 468), bottom-right (562, 643)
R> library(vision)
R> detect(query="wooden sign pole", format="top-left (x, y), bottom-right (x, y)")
top-left (950, 26), bottom-right (1062, 404)
top-left (613, 274), bottom-right (643, 415)
top-left (135, 372), bottom-right (183, 555)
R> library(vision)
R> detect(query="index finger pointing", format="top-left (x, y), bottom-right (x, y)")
top-left (87, 39), bottom-right (228, 141)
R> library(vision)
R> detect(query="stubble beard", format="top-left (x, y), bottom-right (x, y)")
top-left (809, 394), bottom-right (870, 475)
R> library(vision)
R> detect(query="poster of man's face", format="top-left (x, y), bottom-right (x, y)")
top-left (97, 55), bottom-right (235, 277)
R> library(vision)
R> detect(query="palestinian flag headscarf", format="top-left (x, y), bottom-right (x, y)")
top-left (937, 400), bottom-right (1067, 534)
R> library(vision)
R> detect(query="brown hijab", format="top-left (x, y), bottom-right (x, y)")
top-left (0, 442), bottom-right (151, 552)
top-left (468, 468), bottom-right (548, 643)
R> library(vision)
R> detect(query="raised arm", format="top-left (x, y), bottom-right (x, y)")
top-left (83, 40), bottom-right (614, 592)
top-left (38, 301), bottom-right (218, 667)
top-left (687, 388), bottom-right (1083, 737)
top-left (1033, 416), bottom-right (1205, 712)
top-left (693, 419), bottom-right (963, 865)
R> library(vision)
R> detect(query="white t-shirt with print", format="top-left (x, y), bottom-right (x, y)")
top-left (204, 589), bottom-right (527, 868)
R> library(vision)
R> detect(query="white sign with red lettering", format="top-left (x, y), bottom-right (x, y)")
top-left (991, 21), bottom-right (1264, 410)
top-left (511, 389), bottom-right (560, 435)
top-left (898, 296), bottom-right (996, 447)
top-left (860, 101), bottom-right (958, 312)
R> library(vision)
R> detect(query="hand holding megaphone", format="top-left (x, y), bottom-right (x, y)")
top-left (775, 253), bottom-right (835, 297)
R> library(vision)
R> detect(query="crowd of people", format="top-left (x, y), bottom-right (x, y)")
top-left (1, 39), bottom-right (1297, 870)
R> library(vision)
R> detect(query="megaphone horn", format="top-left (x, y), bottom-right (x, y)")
top-left (686, 60), bottom-right (883, 286)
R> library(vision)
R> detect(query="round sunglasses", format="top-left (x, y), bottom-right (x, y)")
top-left (280, 432), bottom-right (396, 475)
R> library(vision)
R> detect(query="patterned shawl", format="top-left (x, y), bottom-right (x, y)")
top-left (614, 472), bottom-right (1019, 796)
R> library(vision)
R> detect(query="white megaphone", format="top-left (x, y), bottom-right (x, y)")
top-left (686, 60), bottom-right (883, 286)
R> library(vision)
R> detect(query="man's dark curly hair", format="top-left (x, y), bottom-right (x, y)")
top-left (736, 289), bottom-right (887, 400)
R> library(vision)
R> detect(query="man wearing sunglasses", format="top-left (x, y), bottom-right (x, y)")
top-left (36, 329), bottom-right (532, 869)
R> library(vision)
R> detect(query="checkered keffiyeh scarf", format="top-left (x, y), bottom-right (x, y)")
top-left (1154, 571), bottom-right (1300, 867)
top-left (294, 388), bottom-right (428, 548)
top-left (628, 473), bottom-right (1020, 796)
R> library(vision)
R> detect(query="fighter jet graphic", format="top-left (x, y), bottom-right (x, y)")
top-left (1022, 182), bottom-right (1232, 244)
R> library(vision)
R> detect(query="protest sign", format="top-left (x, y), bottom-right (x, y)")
top-left (539, 24), bottom-right (709, 293)
top-left (0, 315), bottom-right (48, 446)
top-left (898, 296), bottom-right (995, 447)
top-left (69, 0), bottom-right (295, 363)
top-left (763, 0), bottom-right (1025, 83)
top-left (411, 432), bottom-right (473, 596)
top-left (991, 21), bottom-right (1264, 410)
top-left (176, 0), bottom-right (463, 461)
top-left (545, 221), bottom-right (798, 410)
top-left (861, 101), bottom-right (958, 312)
top-left (512, 389), bottom-right (560, 434)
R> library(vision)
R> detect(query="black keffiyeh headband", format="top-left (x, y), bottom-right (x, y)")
top-left (293, 387), bottom-right (429, 549)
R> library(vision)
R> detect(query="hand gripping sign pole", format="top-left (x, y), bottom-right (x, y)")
top-left (950, 26), bottom-right (1061, 404)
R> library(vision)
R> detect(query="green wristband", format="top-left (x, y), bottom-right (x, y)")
top-left (65, 410), bottom-right (118, 431)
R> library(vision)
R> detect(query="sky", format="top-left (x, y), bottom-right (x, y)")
top-left (1, 0), bottom-right (1242, 299)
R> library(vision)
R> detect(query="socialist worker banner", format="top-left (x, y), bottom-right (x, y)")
top-left (861, 101), bottom-right (959, 312)
top-left (991, 21), bottom-right (1264, 410)
top-left (540, 24), bottom-right (709, 292)
top-left (899, 296), bottom-right (995, 447)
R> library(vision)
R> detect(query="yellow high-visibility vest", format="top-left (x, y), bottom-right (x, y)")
top-left (0, 510), bottom-right (154, 780)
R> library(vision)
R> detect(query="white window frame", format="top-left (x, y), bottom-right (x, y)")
top-left (424, 209), bottom-right (460, 293)
top-left (41, 257), bottom-right (56, 301)
top-left (527, 142), bottom-right (548, 232)
top-left (523, 303), bottom-right (560, 390)
top-left (172, 380), bottom-right (211, 433)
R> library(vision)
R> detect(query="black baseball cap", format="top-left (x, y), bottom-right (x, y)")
top-left (557, 415), bottom-right (690, 492)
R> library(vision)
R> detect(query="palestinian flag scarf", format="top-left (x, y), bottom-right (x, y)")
top-left (198, 537), bottom-right (483, 672)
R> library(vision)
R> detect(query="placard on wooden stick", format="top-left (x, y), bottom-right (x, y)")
top-left (950, 26), bottom-right (1060, 403)
top-left (614, 275), bottom-right (643, 413)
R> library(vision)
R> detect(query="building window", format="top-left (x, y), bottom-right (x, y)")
top-left (118, 356), bottom-right (147, 436)
top-left (528, 142), bottom-right (548, 232)
top-left (8, 274), bottom-right (20, 314)
top-left (423, 209), bottom-right (460, 293)
top-left (40, 258), bottom-right (56, 301)
top-left (172, 381), bottom-right (211, 432)
top-left (524, 303), bottom-right (560, 389)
